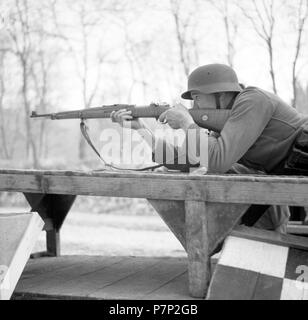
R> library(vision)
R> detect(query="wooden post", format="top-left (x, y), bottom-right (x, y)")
top-left (185, 200), bottom-right (210, 298)
top-left (46, 230), bottom-right (60, 257)
top-left (185, 201), bottom-right (249, 298)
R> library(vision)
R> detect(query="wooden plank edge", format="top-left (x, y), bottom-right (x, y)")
top-left (12, 291), bottom-right (100, 300)
top-left (1, 169), bottom-right (308, 184)
top-left (0, 213), bottom-right (44, 300)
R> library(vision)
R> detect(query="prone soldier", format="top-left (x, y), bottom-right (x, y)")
top-left (111, 64), bottom-right (308, 233)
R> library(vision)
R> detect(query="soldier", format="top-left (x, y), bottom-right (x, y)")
top-left (111, 64), bottom-right (308, 233)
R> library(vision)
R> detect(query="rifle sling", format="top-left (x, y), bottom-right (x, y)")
top-left (80, 120), bottom-right (163, 172)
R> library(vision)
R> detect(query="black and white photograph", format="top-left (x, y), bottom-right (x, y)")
top-left (0, 0), bottom-right (308, 307)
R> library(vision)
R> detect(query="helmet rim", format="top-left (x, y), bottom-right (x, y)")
top-left (181, 82), bottom-right (242, 100)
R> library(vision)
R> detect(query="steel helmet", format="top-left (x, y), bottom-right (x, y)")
top-left (181, 64), bottom-right (242, 100)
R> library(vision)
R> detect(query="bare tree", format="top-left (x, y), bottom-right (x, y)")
top-left (209, 0), bottom-right (238, 67)
top-left (0, 51), bottom-right (10, 159)
top-left (169, 0), bottom-right (200, 78)
top-left (50, 0), bottom-right (112, 160)
top-left (238, 0), bottom-right (279, 94)
top-left (30, 43), bottom-right (53, 157)
top-left (5, 0), bottom-right (39, 166)
top-left (116, 15), bottom-right (151, 103)
top-left (291, 0), bottom-right (308, 108)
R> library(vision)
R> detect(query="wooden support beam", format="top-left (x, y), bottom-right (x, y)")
top-left (185, 201), bottom-right (210, 298)
top-left (24, 193), bottom-right (76, 257)
top-left (206, 203), bottom-right (250, 254)
top-left (148, 200), bottom-right (186, 250)
top-left (148, 200), bottom-right (249, 255)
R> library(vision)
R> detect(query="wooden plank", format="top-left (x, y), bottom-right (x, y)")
top-left (37, 256), bottom-right (160, 298)
top-left (185, 201), bottom-right (210, 298)
top-left (232, 226), bottom-right (308, 251)
top-left (19, 256), bottom-right (93, 281)
top-left (0, 170), bottom-right (307, 206)
top-left (0, 213), bottom-right (44, 300)
top-left (15, 256), bottom-right (125, 294)
top-left (14, 256), bottom-right (196, 300)
top-left (1, 169), bottom-right (308, 184)
top-left (143, 272), bottom-right (199, 300)
top-left (89, 257), bottom-right (187, 299)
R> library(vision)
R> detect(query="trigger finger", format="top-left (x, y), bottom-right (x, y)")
top-left (159, 111), bottom-right (168, 123)
top-left (111, 111), bottom-right (116, 121)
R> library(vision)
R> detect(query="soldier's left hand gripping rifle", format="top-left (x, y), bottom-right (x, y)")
top-left (31, 103), bottom-right (231, 171)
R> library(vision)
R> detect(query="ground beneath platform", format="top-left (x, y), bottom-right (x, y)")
top-left (13, 255), bottom-right (200, 300)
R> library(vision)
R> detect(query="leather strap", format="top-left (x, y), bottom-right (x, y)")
top-left (80, 120), bottom-right (163, 172)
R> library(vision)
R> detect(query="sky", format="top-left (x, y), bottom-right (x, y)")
top-left (1, 0), bottom-right (308, 110)
top-left (52, 0), bottom-right (308, 110)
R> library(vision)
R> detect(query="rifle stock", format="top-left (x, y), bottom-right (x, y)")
top-left (31, 104), bottom-right (231, 132)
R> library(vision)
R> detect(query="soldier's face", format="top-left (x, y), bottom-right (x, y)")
top-left (191, 92), bottom-right (216, 109)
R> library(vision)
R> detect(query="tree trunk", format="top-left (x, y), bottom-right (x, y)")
top-left (268, 40), bottom-right (277, 94)
top-left (22, 60), bottom-right (39, 167)
top-left (0, 62), bottom-right (10, 159)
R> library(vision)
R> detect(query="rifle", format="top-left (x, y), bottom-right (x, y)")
top-left (31, 103), bottom-right (231, 133)
top-left (31, 104), bottom-right (231, 171)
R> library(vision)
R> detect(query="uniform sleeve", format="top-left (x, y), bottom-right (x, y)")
top-left (207, 90), bottom-right (274, 173)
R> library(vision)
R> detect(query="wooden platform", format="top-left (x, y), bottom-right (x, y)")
top-left (2, 169), bottom-right (308, 298)
top-left (13, 256), bottom-right (200, 300)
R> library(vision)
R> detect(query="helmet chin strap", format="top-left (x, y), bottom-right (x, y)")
top-left (214, 92), bottom-right (239, 110)
top-left (214, 93), bottom-right (221, 109)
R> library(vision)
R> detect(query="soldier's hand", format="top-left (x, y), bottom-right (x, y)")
top-left (159, 103), bottom-right (195, 130)
top-left (110, 109), bottom-right (145, 130)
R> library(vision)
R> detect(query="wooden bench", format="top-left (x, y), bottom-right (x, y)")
top-left (0, 169), bottom-right (308, 298)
